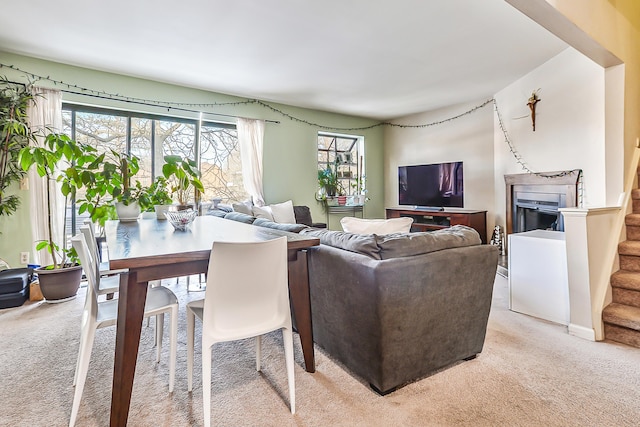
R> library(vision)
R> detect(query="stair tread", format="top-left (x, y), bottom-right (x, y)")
top-left (625, 213), bottom-right (640, 226)
top-left (612, 271), bottom-right (640, 291)
top-left (618, 240), bottom-right (640, 255)
top-left (603, 303), bottom-right (640, 331)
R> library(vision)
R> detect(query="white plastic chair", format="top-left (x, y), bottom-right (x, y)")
top-left (69, 233), bottom-right (178, 427)
top-left (79, 224), bottom-right (121, 297)
top-left (82, 219), bottom-right (127, 278)
top-left (187, 237), bottom-right (295, 426)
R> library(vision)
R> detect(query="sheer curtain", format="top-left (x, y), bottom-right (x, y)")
top-left (26, 87), bottom-right (62, 267)
top-left (236, 117), bottom-right (266, 206)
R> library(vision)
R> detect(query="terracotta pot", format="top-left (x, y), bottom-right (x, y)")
top-left (36, 264), bottom-right (83, 302)
top-left (338, 195), bottom-right (347, 206)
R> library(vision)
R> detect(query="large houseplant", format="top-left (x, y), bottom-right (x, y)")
top-left (144, 176), bottom-right (173, 219)
top-left (18, 133), bottom-right (95, 300)
top-left (79, 149), bottom-right (150, 224)
top-left (162, 154), bottom-right (204, 210)
top-left (0, 78), bottom-right (35, 218)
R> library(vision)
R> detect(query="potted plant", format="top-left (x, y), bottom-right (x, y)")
top-left (79, 149), bottom-right (149, 224)
top-left (0, 78), bottom-right (35, 218)
top-left (18, 133), bottom-right (94, 301)
top-left (162, 154), bottom-right (204, 210)
top-left (145, 176), bottom-right (173, 219)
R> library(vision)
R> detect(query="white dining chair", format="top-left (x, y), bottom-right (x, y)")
top-left (82, 219), bottom-right (127, 278)
top-left (69, 233), bottom-right (178, 427)
top-left (187, 237), bottom-right (295, 426)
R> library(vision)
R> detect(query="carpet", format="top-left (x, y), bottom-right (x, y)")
top-left (1, 274), bottom-right (639, 426)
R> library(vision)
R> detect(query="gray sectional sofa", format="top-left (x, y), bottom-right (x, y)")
top-left (209, 209), bottom-right (499, 394)
top-left (300, 225), bottom-right (499, 394)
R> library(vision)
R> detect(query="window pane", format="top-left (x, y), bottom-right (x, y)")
top-left (158, 120), bottom-right (195, 160)
top-left (130, 118), bottom-right (152, 187)
top-left (200, 125), bottom-right (247, 203)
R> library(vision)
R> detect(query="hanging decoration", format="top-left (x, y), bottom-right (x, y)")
top-left (526, 89), bottom-right (541, 131)
top-left (1, 63), bottom-right (575, 186)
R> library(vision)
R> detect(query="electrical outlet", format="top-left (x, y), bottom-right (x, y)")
top-left (20, 252), bottom-right (29, 265)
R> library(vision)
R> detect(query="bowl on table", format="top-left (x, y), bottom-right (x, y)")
top-left (165, 209), bottom-right (197, 231)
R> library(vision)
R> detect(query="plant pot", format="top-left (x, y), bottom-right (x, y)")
top-left (154, 204), bottom-right (173, 219)
top-left (338, 195), bottom-right (347, 206)
top-left (176, 204), bottom-right (194, 211)
top-left (115, 201), bottom-right (140, 221)
top-left (36, 264), bottom-right (82, 302)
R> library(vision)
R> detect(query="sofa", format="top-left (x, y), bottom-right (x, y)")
top-left (300, 225), bottom-right (499, 394)
top-left (208, 210), bottom-right (499, 394)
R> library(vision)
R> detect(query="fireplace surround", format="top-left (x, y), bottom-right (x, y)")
top-left (505, 170), bottom-right (582, 235)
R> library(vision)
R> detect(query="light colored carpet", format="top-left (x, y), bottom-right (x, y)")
top-left (1, 273), bottom-right (640, 426)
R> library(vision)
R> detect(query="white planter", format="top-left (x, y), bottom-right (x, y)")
top-left (154, 204), bottom-right (173, 220)
top-left (115, 202), bottom-right (140, 222)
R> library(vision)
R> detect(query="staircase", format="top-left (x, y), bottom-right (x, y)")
top-left (602, 188), bottom-right (640, 348)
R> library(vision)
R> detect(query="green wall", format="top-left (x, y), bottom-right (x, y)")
top-left (0, 51), bottom-right (384, 267)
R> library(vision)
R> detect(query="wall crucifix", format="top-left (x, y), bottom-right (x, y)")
top-left (527, 90), bottom-right (541, 131)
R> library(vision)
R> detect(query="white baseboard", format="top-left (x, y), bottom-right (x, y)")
top-left (568, 324), bottom-right (596, 341)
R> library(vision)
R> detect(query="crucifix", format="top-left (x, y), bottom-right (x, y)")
top-left (527, 90), bottom-right (541, 131)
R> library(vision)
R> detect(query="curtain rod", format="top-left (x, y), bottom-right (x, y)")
top-left (2, 79), bottom-right (279, 124)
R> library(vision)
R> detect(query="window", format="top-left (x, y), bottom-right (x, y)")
top-left (317, 132), bottom-right (364, 196)
top-left (62, 104), bottom-right (245, 237)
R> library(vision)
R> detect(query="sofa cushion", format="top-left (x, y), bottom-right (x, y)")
top-left (232, 201), bottom-right (253, 215)
top-left (253, 217), bottom-right (308, 233)
top-left (224, 211), bottom-right (256, 224)
top-left (340, 216), bottom-right (413, 235)
top-left (252, 205), bottom-right (274, 221)
top-left (301, 228), bottom-right (381, 259)
top-left (375, 225), bottom-right (481, 259)
top-left (270, 200), bottom-right (296, 224)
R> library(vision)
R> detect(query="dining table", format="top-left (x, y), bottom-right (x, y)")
top-left (104, 215), bottom-right (320, 426)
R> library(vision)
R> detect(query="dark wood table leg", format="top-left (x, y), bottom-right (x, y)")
top-left (110, 271), bottom-right (148, 426)
top-left (287, 249), bottom-right (315, 373)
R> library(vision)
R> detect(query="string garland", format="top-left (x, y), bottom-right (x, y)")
top-left (2, 62), bottom-right (577, 182)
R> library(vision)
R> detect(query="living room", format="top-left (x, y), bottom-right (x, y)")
top-left (1, 0), bottom-right (640, 425)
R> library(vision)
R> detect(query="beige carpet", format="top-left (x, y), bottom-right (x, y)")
top-left (1, 273), bottom-right (640, 427)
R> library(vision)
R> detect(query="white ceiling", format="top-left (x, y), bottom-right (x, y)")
top-left (0, 0), bottom-right (568, 120)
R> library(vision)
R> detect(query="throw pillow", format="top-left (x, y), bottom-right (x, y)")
top-left (252, 205), bottom-right (274, 221)
top-left (340, 217), bottom-right (413, 235)
top-left (270, 200), bottom-right (296, 224)
top-left (232, 201), bottom-right (253, 215)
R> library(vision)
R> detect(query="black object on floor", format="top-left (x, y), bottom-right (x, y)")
top-left (0, 268), bottom-right (33, 309)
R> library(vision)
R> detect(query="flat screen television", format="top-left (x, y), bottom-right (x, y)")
top-left (398, 162), bottom-right (464, 208)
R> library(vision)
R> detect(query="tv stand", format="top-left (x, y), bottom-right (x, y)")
top-left (386, 207), bottom-right (487, 243)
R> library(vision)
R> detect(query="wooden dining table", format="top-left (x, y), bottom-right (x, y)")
top-left (104, 215), bottom-right (320, 426)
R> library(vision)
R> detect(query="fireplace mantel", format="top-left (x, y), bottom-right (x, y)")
top-left (505, 170), bottom-right (582, 235)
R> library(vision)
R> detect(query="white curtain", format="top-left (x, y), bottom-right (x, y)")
top-left (26, 88), bottom-right (62, 267)
top-left (236, 117), bottom-right (266, 206)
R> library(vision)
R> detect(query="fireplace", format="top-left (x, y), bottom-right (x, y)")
top-left (513, 190), bottom-right (565, 232)
top-left (505, 170), bottom-right (581, 235)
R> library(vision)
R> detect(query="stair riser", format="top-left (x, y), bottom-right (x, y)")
top-left (634, 199), bottom-right (640, 212)
top-left (604, 323), bottom-right (640, 348)
top-left (619, 255), bottom-right (640, 272)
top-left (627, 226), bottom-right (640, 241)
top-left (612, 288), bottom-right (640, 309)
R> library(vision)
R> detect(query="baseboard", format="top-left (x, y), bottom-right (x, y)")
top-left (568, 324), bottom-right (596, 341)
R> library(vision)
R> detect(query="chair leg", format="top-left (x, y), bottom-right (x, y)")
top-left (187, 308), bottom-right (195, 392)
top-left (282, 327), bottom-right (296, 414)
top-left (73, 315), bottom-right (92, 386)
top-left (169, 306), bottom-right (177, 393)
top-left (255, 335), bottom-right (262, 372)
top-left (69, 325), bottom-right (97, 427)
top-left (156, 313), bottom-right (164, 363)
top-left (202, 343), bottom-right (213, 427)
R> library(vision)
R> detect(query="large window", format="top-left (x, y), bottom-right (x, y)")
top-left (317, 132), bottom-right (364, 196)
top-left (62, 104), bottom-right (247, 236)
